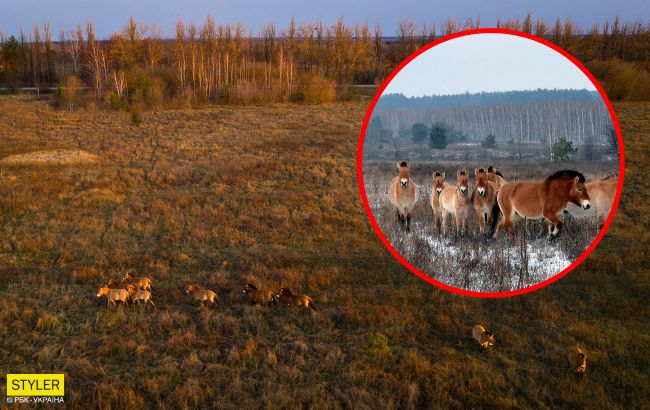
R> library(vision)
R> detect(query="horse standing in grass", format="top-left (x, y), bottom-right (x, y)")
top-left (122, 271), bottom-right (152, 291)
top-left (567, 346), bottom-right (588, 378)
top-left (471, 168), bottom-right (499, 235)
top-left (487, 166), bottom-right (506, 190)
top-left (275, 288), bottom-right (317, 311)
top-left (96, 286), bottom-right (129, 307)
top-left (388, 161), bottom-right (419, 232)
top-left (439, 170), bottom-right (473, 236)
top-left (429, 171), bottom-right (450, 234)
top-left (564, 176), bottom-right (617, 228)
top-left (493, 170), bottom-right (591, 239)
top-left (185, 284), bottom-right (218, 307)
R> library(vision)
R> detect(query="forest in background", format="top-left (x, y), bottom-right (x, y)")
top-left (371, 90), bottom-right (612, 145)
top-left (1, 13), bottom-right (650, 110)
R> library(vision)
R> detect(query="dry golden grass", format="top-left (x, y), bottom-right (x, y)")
top-left (0, 149), bottom-right (100, 166)
top-left (0, 95), bottom-right (647, 408)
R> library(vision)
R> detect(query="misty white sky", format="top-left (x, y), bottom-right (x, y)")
top-left (383, 33), bottom-right (597, 96)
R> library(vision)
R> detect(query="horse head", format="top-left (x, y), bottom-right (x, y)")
top-left (474, 168), bottom-right (488, 197)
top-left (456, 170), bottom-right (469, 195)
top-left (433, 171), bottom-right (446, 196)
top-left (397, 161), bottom-right (410, 188)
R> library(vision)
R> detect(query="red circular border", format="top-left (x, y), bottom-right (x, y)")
top-left (356, 28), bottom-right (625, 298)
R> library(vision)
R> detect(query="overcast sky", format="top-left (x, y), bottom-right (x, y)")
top-left (383, 33), bottom-right (597, 96)
top-left (1, 0), bottom-right (647, 38)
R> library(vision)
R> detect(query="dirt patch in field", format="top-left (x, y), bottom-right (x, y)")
top-left (0, 149), bottom-right (100, 166)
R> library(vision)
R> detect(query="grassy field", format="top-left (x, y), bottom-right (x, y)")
top-left (361, 160), bottom-right (618, 292)
top-left (0, 96), bottom-right (648, 408)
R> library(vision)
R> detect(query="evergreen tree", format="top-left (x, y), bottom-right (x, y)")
top-left (429, 122), bottom-right (449, 149)
top-left (410, 122), bottom-right (428, 143)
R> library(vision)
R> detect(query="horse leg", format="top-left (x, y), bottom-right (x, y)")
top-left (544, 211), bottom-right (562, 240)
top-left (441, 212), bottom-right (448, 236)
top-left (454, 212), bottom-right (461, 237)
top-left (406, 212), bottom-right (411, 232)
top-left (475, 206), bottom-right (485, 235)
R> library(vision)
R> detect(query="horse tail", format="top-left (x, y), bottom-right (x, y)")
top-left (490, 198), bottom-right (501, 234)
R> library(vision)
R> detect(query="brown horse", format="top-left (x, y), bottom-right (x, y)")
top-left (388, 161), bottom-right (419, 232)
top-left (567, 346), bottom-right (587, 379)
top-left (429, 171), bottom-right (450, 233)
top-left (122, 271), bottom-right (152, 291)
top-left (472, 325), bottom-right (495, 352)
top-left (275, 288), bottom-right (316, 311)
top-left (564, 177), bottom-right (617, 228)
top-left (439, 170), bottom-right (472, 236)
top-left (131, 290), bottom-right (155, 307)
top-left (185, 284), bottom-right (218, 307)
top-left (493, 170), bottom-right (591, 239)
top-left (487, 166), bottom-right (506, 190)
top-left (243, 283), bottom-right (278, 306)
top-left (96, 286), bottom-right (129, 307)
top-left (471, 168), bottom-right (499, 235)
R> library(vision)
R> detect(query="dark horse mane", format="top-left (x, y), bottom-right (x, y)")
top-left (399, 161), bottom-right (408, 167)
top-left (547, 170), bottom-right (585, 183)
top-left (487, 166), bottom-right (504, 178)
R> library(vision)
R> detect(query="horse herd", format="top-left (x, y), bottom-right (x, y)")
top-left (95, 271), bottom-right (316, 311)
top-left (96, 273), bottom-right (586, 377)
top-left (388, 161), bottom-right (617, 239)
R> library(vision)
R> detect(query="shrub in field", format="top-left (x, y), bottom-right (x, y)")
top-left (411, 122), bottom-right (428, 143)
top-left (429, 122), bottom-right (450, 149)
top-left (550, 137), bottom-right (577, 162)
top-left (297, 72), bottom-right (336, 103)
top-left (587, 59), bottom-right (650, 101)
top-left (54, 75), bottom-right (82, 110)
top-left (365, 332), bottom-right (391, 357)
top-left (107, 92), bottom-right (127, 110)
top-left (482, 133), bottom-right (497, 148)
top-left (128, 71), bottom-right (167, 108)
top-left (129, 106), bottom-right (143, 126)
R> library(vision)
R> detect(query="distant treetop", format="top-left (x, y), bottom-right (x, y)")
top-left (375, 89), bottom-right (601, 110)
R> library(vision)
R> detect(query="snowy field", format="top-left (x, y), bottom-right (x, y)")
top-left (363, 163), bottom-right (601, 293)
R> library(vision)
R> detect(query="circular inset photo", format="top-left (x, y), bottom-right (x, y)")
top-left (358, 29), bottom-right (624, 297)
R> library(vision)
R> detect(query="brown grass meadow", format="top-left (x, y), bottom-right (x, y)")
top-left (0, 96), bottom-right (648, 408)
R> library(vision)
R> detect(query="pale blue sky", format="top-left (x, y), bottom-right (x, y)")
top-left (383, 33), bottom-right (597, 96)
top-left (0, 0), bottom-right (647, 38)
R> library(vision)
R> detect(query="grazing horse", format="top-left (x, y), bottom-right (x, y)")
top-left (472, 325), bottom-right (495, 352)
top-left (388, 161), bottom-right (419, 232)
top-left (567, 346), bottom-right (587, 379)
top-left (122, 271), bottom-right (152, 291)
top-left (487, 166), bottom-right (506, 190)
top-left (439, 170), bottom-right (472, 236)
top-left (275, 288), bottom-right (316, 311)
top-left (471, 168), bottom-right (499, 235)
top-left (493, 170), bottom-right (591, 239)
top-left (185, 284), bottom-right (218, 307)
top-left (429, 171), bottom-right (450, 233)
top-left (564, 176), bottom-right (617, 228)
top-left (96, 286), bottom-right (129, 307)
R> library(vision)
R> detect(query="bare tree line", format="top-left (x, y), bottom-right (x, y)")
top-left (377, 100), bottom-right (611, 145)
top-left (1, 13), bottom-right (650, 105)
